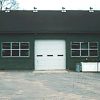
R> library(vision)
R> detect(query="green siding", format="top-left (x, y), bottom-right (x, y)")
top-left (0, 34), bottom-right (34, 70)
top-left (65, 34), bottom-right (100, 70)
top-left (0, 33), bottom-right (100, 70)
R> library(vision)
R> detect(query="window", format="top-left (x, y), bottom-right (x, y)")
top-left (72, 50), bottom-right (80, 56)
top-left (81, 42), bottom-right (88, 49)
top-left (71, 42), bottom-right (98, 57)
top-left (89, 42), bottom-right (98, 49)
top-left (71, 43), bottom-right (80, 49)
top-left (2, 42), bottom-right (30, 57)
top-left (81, 50), bottom-right (88, 56)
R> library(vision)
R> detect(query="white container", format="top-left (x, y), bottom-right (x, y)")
top-left (81, 62), bottom-right (97, 72)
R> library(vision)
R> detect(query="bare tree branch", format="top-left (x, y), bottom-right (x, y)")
top-left (0, 0), bottom-right (19, 10)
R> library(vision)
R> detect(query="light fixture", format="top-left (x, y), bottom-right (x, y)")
top-left (61, 7), bottom-right (66, 12)
top-left (89, 7), bottom-right (94, 12)
top-left (33, 7), bottom-right (38, 12)
top-left (5, 7), bottom-right (10, 12)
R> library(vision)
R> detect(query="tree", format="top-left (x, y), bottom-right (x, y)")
top-left (0, 0), bottom-right (19, 10)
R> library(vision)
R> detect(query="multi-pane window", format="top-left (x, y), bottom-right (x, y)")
top-left (2, 42), bottom-right (30, 57)
top-left (71, 42), bottom-right (98, 57)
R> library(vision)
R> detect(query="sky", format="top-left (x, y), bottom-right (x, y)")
top-left (17, 0), bottom-right (100, 10)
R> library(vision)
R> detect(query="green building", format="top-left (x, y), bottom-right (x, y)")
top-left (0, 10), bottom-right (100, 71)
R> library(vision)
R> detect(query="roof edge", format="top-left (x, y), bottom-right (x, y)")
top-left (0, 9), bottom-right (100, 12)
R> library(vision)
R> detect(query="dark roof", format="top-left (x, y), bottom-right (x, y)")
top-left (0, 10), bottom-right (100, 34)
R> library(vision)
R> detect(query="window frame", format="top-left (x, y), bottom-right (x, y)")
top-left (1, 42), bottom-right (30, 57)
top-left (71, 42), bottom-right (99, 57)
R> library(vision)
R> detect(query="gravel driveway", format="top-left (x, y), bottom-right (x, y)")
top-left (0, 71), bottom-right (100, 100)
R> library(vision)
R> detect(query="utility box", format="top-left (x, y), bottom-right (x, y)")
top-left (81, 62), bottom-right (97, 72)
top-left (76, 63), bottom-right (81, 72)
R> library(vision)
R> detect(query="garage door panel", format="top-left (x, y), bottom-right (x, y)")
top-left (35, 40), bottom-right (66, 70)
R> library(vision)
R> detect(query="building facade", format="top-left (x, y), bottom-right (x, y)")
top-left (0, 10), bottom-right (100, 70)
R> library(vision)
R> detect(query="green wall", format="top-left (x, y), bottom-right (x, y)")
top-left (0, 34), bottom-right (34, 70)
top-left (0, 33), bottom-right (100, 70)
top-left (66, 34), bottom-right (100, 70)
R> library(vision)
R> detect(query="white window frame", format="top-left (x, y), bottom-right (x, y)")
top-left (71, 42), bottom-right (99, 57)
top-left (1, 42), bottom-right (30, 57)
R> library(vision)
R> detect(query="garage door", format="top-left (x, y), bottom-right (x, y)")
top-left (35, 40), bottom-right (66, 70)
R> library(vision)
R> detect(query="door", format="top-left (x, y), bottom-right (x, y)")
top-left (35, 40), bottom-right (66, 70)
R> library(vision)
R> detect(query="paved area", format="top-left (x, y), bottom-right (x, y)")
top-left (0, 71), bottom-right (100, 100)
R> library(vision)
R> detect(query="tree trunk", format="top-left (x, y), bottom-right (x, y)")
top-left (0, 1), bottom-right (2, 10)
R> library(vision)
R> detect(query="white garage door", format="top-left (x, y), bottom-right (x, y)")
top-left (35, 40), bottom-right (66, 70)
